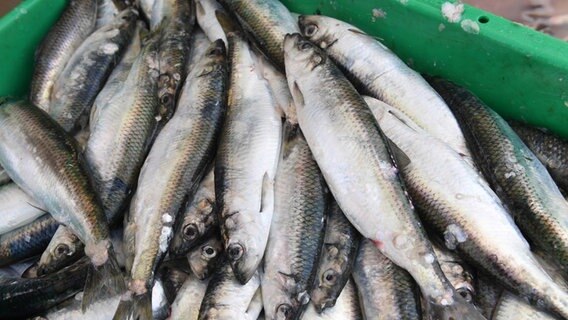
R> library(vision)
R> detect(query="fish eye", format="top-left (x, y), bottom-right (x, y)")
top-left (457, 288), bottom-right (474, 303)
top-left (276, 304), bottom-right (292, 319)
top-left (202, 245), bottom-right (217, 258)
top-left (55, 244), bottom-right (70, 257)
top-left (304, 24), bottom-right (318, 37)
top-left (160, 94), bottom-right (171, 105)
top-left (299, 41), bottom-right (313, 51)
top-left (183, 224), bottom-right (199, 240)
top-left (323, 269), bottom-right (337, 284)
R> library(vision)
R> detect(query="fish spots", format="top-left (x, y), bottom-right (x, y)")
top-left (393, 234), bottom-right (410, 250)
top-left (441, 2), bottom-right (464, 23)
top-left (373, 239), bottom-right (385, 250)
top-left (162, 213), bottom-right (173, 224)
top-left (371, 8), bottom-right (386, 22)
top-left (102, 43), bottom-right (119, 55)
top-left (461, 19), bottom-right (480, 34)
top-left (159, 226), bottom-right (172, 253)
top-left (444, 224), bottom-right (467, 250)
top-left (424, 253), bottom-right (435, 264)
top-left (455, 193), bottom-right (464, 200)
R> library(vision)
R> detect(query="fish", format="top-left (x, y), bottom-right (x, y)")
top-left (30, 0), bottom-right (98, 111)
top-left (298, 15), bottom-right (471, 160)
top-left (311, 200), bottom-right (360, 313)
top-left (215, 30), bottom-right (282, 284)
top-left (49, 9), bottom-right (138, 133)
top-left (154, 0), bottom-right (195, 125)
top-left (259, 57), bottom-right (295, 122)
top-left (0, 215), bottom-right (59, 267)
top-left (283, 34), bottom-right (483, 320)
top-left (116, 39), bottom-right (227, 319)
top-left (158, 259), bottom-right (190, 303)
top-left (188, 235), bottom-right (224, 280)
top-left (198, 258), bottom-right (262, 320)
top-left (222, 0), bottom-right (299, 70)
top-left (431, 241), bottom-right (475, 304)
top-left (364, 95), bottom-right (568, 318)
top-left (37, 226), bottom-right (85, 276)
top-left (196, 0), bottom-right (228, 45)
top-left (352, 239), bottom-right (422, 320)
top-left (303, 279), bottom-right (362, 320)
top-left (170, 168), bottom-right (217, 257)
top-left (474, 273), bottom-right (503, 319)
top-left (492, 291), bottom-right (561, 320)
top-left (85, 25), bottom-right (161, 226)
top-left (0, 165), bottom-right (11, 186)
top-left (0, 99), bottom-right (125, 311)
top-left (510, 121), bottom-right (568, 192)
top-left (0, 183), bottom-right (47, 235)
top-left (261, 122), bottom-right (328, 320)
top-left (97, 0), bottom-right (129, 29)
top-left (0, 257), bottom-right (89, 319)
top-left (138, 0), bottom-right (156, 23)
top-left (186, 28), bottom-right (213, 75)
top-left (170, 272), bottom-right (210, 320)
top-left (429, 79), bottom-right (568, 281)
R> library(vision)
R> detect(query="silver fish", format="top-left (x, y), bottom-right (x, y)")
top-left (186, 28), bottom-right (213, 75)
top-left (37, 226), bottom-right (84, 276)
top-left (170, 273), bottom-right (210, 320)
top-left (0, 165), bottom-right (11, 186)
top-left (0, 183), bottom-right (46, 235)
top-left (196, 0), bottom-right (228, 45)
top-left (303, 279), bottom-right (362, 320)
top-left (188, 235), bottom-right (224, 280)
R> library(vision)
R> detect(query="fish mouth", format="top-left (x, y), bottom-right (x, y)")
top-left (283, 33), bottom-right (302, 54)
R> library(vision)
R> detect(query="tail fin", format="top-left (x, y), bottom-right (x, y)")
top-left (113, 292), bottom-right (152, 320)
top-left (82, 248), bottom-right (126, 312)
top-left (427, 295), bottom-right (487, 320)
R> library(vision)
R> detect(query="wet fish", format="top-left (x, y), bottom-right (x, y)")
top-left (259, 57), bottom-right (295, 122)
top-left (0, 99), bottom-right (125, 311)
top-left (97, 0), bottom-right (129, 29)
top-left (198, 259), bottom-right (262, 320)
top-left (222, 0), bottom-right (299, 70)
top-left (261, 123), bottom-right (328, 320)
top-left (364, 95), bottom-right (568, 318)
top-left (430, 79), bottom-right (568, 280)
top-left (352, 239), bottom-right (422, 320)
top-left (0, 165), bottom-right (11, 186)
top-left (37, 226), bottom-right (85, 276)
top-left (186, 28), bottom-right (212, 74)
top-left (311, 200), bottom-right (360, 313)
top-left (116, 40), bottom-right (227, 319)
top-left (0, 257), bottom-right (89, 319)
top-left (0, 183), bottom-right (46, 235)
top-left (30, 0), bottom-right (98, 110)
top-left (154, 0), bottom-right (194, 125)
top-left (283, 34), bottom-right (482, 319)
top-left (493, 291), bottom-right (561, 320)
top-left (298, 16), bottom-right (471, 160)
top-left (431, 241), bottom-right (475, 304)
top-left (49, 9), bottom-right (138, 133)
top-left (0, 215), bottom-right (59, 267)
top-left (159, 259), bottom-right (190, 303)
top-left (510, 121), bottom-right (568, 192)
top-left (170, 273), bottom-right (209, 320)
top-left (196, 0), bottom-right (228, 45)
top-left (170, 168), bottom-right (217, 257)
top-left (474, 273), bottom-right (503, 319)
top-left (188, 235), bottom-right (223, 280)
top-left (216, 30), bottom-right (282, 284)
top-left (303, 279), bottom-right (362, 320)
top-left (138, 0), bottom-right (156, 23)
top-left (85, 26), bottom-right (161, 226)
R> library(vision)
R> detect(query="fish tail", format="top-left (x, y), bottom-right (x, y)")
top-left (427, 295), bottom-right (486, 320)
top-left (82, 247), bottom-right (126, 312)
top-left (112, 291), bottom-right (152, 320)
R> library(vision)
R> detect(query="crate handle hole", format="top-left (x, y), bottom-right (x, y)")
top-left (478, 16), bottom-right (490, 24)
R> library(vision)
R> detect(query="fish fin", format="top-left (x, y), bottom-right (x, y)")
top-left (246, 288), bottom-right (264, 319)
top-left (82, 248), bottom-right (126, 312)
top-left (385, 138), bottom-right (411, 169)
top-left (216, 10), bottom-right (240, 35)
top-left (113, 292), bottom-right (152, 320)
top-left (427, 295), bottom-right (486, 320)
top-left (25, 202), bottom-right (49, 214)
top-left (291, 81), bottom-right (305, 108)
top-left (259, 172), bottom-right (274, 213)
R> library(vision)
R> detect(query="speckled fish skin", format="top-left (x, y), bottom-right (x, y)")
top-left (303, 279), bottom-right (362, 320)
top-left (198, 259), bottom-right (261, 320)
top-left (215, 31), bottom-right (281, 285)
top-left (37, 226), bottom-right (85, 276)
top-left (0, 183), bottom-right (46, 235)
top-left (0, 215), bottom-right (59, 267)
top-left (283, 34), bottom-right (482, 320)
top-left (430, 79), bottom-right (568, 280)
top-left (0, 99), bottom-right (124, 311)
top-left (261, 123), bottom-right (327, 320)
top-left (85, 28), bottom-right (161, 226)
top-left (188, 235), bottom-right (223, 280)
top-left (170, 168), bottom-right (217, 257)
top-left (510, 121), bottom-right (568, 192)
top-left (30, 0), bottom-right (98, 111)
top-left (298, 16), bottom-right (471, 160)
top-left (186, 28), bottom-right (212, 75)
top-left (474, 273), bottom-right (503, 319)
top-left (365, 95), bottom-right (568, 319)
top-left (0, 257), bottom-right (89, 319)
top-left (493, 291), bottom-right (561, 320)
top-left (170, 273), bottom-right (209, 320)
top-left (352, 239), bottom-right (421, 320)
top-left (196, 0), bottom-right (228, 45)
top-left (49, 9), bottom-right (138, 133)
top-left (154, 0), bottom-right (194, 125)
top-left (222, 0), bottom-right (299, 70)
top-left (311, 200), bottom-right (360, 313)
top-left (119, 40), bottom-right (227, 315)
top-left (430, 241), bottom-right (475, 304)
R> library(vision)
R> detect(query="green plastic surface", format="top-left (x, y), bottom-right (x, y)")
top-left (0, 0), bottom-right (567, 138)
top-left (0, 0), bottom-right (68, 98)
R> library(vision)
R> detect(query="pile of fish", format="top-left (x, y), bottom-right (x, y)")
top-left (0, 0), bottom-right (567, 319)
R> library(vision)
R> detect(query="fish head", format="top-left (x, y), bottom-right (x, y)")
top-left (225, 233), bottom-right (261, 284)
top-left (283, 33), bottom-right (327, 77)
top-left (170, 198), bottom-right (216, 256)
top-left (188, 237), bottom-right (223, 280)
top-left (298, 15), bottom-right (345, 50)
top-left (192, 39), bottom-right (227, 79)
top-left (310, 248), bottom-right (345, 312)
top-left (264, 272), bottom-right (306, 320)
top-left (37, 232), bottom-right (84, 276)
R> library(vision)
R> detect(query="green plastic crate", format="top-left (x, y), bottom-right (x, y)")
top-left (1, 0), bottom-right (567, 138)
